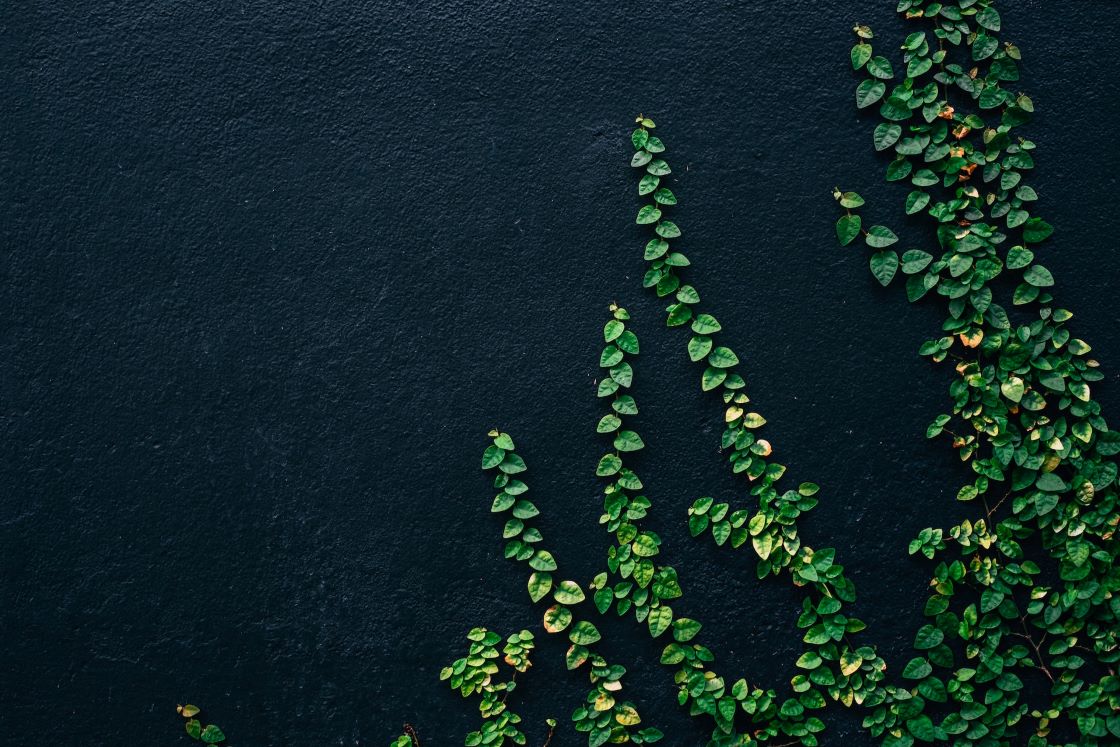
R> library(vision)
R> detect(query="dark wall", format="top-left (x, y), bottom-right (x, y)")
top-left (3, 1), bottom-right (1118, 744)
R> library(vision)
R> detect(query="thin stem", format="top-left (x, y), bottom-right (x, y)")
top-left (404, 723), bottom-right (420, 746)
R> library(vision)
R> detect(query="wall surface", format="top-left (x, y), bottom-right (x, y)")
top-left (3, 1), bottom-right (1119, 744)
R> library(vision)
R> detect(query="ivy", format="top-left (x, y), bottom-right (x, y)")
top-left (835, 2), bottom-right (1120, 745)
top-left (435, 627), bottom-right (546, 747)
top-left (630, 115), bottom-right (892, 742)
top-left (480, 431), bottom-right (664, 747)
top-left (175, 705), bottom-right (228, 745)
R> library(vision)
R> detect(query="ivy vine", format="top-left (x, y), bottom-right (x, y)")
top-left (833, 1), bottom-right (1119, 745)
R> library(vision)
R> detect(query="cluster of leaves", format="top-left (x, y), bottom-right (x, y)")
top-left (176, 704), bottom-right (227, 745)
top-left (481, 430), bottom-right (663, 746)
top-left (427, 627), bottom-right (544, 746)
top-left (836, 1), bottom-right (1119, 745)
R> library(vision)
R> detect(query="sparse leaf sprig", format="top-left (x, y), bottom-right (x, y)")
top-left (481, 433), bottom-right (662, 746)
top-left (631, 118), bottom-right (887, 741)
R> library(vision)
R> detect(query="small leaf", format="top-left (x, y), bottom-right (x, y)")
top-left (1023, 265), bottom-right (1055, 287)
top-left (873, 123), bottom-right (902, 151)
top-left (851, 43), bottom-right (872, 69)
top-left (707, 346), bottom-right (739, 369)
top-left (528, 572), bottom-right (553, 602)
top-left (865, 225), bottom-right (898, 248)
top-left (180, 705), bottom-right (201, 718)
top-left (614, 430), bottom-right (645, 452)
top-left (543, 605), bottom-right (572, 633)
top-left (200, 724), bottom-right (225, 744)
top-left (1023, 218), bottom-right (1053, 243)
top-left (648, 606), bottom-right (673, 637)
top-left (856, 79), bottom-right (886, 108)
top-left (688, 335), bottom-right (712, 362)
top-left (569, 620), bottom-right (601, 645)
top-left (869, 250), bottom-right (899, 287)
top-left (836, 214), bottom-right (861, 246)
top-left (866, 56), bottom-right (893, 79)
top-left (976, 5), bottom-right (1001, 31)
top-left (185, 719), bottom-right (202, 740)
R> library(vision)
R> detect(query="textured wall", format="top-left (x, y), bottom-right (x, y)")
top-left (3, 1), bottom-right (1119, 744)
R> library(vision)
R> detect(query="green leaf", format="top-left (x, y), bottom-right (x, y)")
top-left (636, 205), bottom-right (661, 224)
top-left (865, 225), bottom-right (898, 248)
top-left (838, 191), bottom-right (864, 208)
top-left (655, 221), bottom-right (681, 238)
top-left (901, 249), bottom-right (932, 274)
top-left (553, 579), bottom-right (584, 605)
top-left (856, 79), bottom-right (886, 108)
top-left (648, 606), bottom-right (673, 637)
top-left (481, 445), bottom-right (505, 469)
top-left (915, 624), bottom-right (944, 650)
top-left (1036, 473), bottom-right (1067, 492)
top-left (672, 618), bottom-right (702, 642)
top-left (866, 56), bottom-right (893, 79)
top-left (200, 725), bottom-right (226, 744)
top-left (702, 367), bottom-right (726, 391)
top-left (638, 174), bottom-right (659, 195)
top-left (529, 550), bottom-right (558, 572)
top-left (597, 414), bottom-right (621, 433)
top-left (691, 314), bottom-right (721, 334)
top-left (543, 605), bottom-right (572, 633)
top-left (568, 620), bottom-right (601, 645)
top-left (902, 657), bottom-right (933, 679)
top-left (631, 129), bottom-right (649, 150)
top-left (185, 719), bottom-right (202, 740)
top-left (596, 454), bottom-right (622, 476)
top-left (851, 43), bottom-right (872, 69)
top-left (874, 123), bottom-right (902, 151)
top-left (688, 335), bottom-right (713, 362)
top-left (1007, 245), bottom-right (1034, 269)
top-left (179, 705), bottom-right (201, 718)
top-left (976, 5), bottom-right (1001, 31)
top-left (528, 572), bottom-right (552, 602)
top-left (1023, 265), bottom-right (1055, 287)
top-left (905, 191), bottom-right (930, 215)
top-left (614, 430), bottom-right (645, 452)
top-left (646, 159), bottom-right (671, 176)
top-left (707, 346), bottom-right (739, 368)
top-left (870, 251), bottom-right (899, 286)
top-left (836, 214), bottom-right (861, 246)
top-left (1023, 218), bottom-right (1053, 243)
top-left (1000, 377), bottom-right (1025, 403)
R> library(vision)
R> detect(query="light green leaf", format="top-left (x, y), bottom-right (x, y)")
top-left (865, 225), bottom-right (898, 248)
top-left (870, 250), bottom-right (899, 286)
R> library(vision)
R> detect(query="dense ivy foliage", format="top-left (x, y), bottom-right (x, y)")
top-left (833, 1), bottom-right (1119, 745)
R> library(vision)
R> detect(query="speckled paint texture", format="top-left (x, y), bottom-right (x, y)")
top-left (3, 1), bottom-right (1119, 744)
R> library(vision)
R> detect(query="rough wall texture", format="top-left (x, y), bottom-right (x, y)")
top-left (3, 1), bottom-right (1118, 744)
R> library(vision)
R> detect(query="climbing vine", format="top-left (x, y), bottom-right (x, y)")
top-left (833, 1), bottom-right (1119, 745)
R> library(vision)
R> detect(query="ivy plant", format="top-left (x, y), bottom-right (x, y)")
top-left (834, 1), bottom-right (1119, 745)
top-left (176, 704), bottom-right (227, 745)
